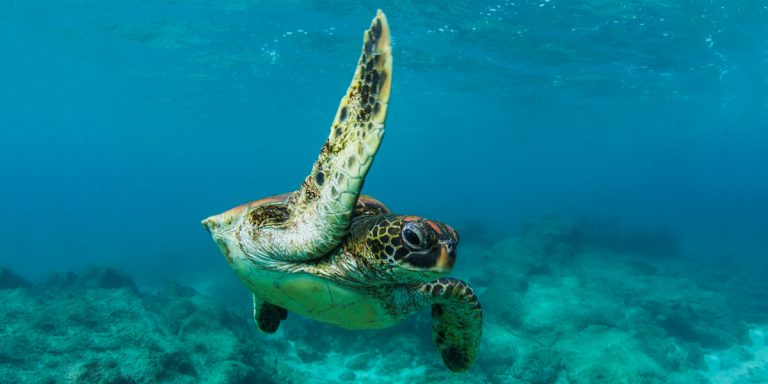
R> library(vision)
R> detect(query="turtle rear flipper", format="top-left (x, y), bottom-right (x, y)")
top-left (422, 278), bottom-right (483, 372)
top-left (285, 10), bottom-right (392, 259)
top-left (253, 294), bottom-right (288, 334)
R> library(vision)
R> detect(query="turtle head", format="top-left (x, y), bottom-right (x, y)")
top-left (365, 215), bottom-right (459, 281)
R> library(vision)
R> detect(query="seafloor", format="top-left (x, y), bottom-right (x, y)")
top-left (2, 217), bottom-right (767, 384)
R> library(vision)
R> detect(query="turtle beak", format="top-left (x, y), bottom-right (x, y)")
top-left (434, 239), bottom-right (457, 271)
top-left (432, 221), bottom-right (458, 272)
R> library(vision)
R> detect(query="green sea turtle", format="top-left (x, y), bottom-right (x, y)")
top-left (202, 10), bottom-right (482, 372)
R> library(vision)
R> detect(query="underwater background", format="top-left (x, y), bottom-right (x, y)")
top-left (1, 0), bottom-right (767, 383)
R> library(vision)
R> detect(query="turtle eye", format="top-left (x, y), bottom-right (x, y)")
top-left (402, 222), bottom-right (430, 250)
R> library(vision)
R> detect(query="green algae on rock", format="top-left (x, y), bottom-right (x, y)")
top-left (0, 269), bottom-right (278, 384)
top-left (0, 267), bottom-right (30, 289)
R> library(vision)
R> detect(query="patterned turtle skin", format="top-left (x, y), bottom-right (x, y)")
top-left (202, 10), bottom-right (482, 372)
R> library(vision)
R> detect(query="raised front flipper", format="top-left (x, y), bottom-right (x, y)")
top-left (202, 12), bottom-right (391, 263)
top-left (284, 10), bottom-right (392, 259)
top-left (253, 294), bottom-right (288, 334)
top-left (421, 278), bottom-right (483, 372)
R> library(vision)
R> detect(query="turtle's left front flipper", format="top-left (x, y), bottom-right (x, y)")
top-left (285, 10), bottom-right (392, 260)
top-left (421, 278), bottom-right (483, 372)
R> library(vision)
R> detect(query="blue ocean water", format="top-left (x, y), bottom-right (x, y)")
top-left (1, 1), bottom-right (767, 383)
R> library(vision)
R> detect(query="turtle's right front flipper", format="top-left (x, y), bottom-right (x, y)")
top-left (283, 10), bottom-right (392, 260)
top-left (421, 278), bottom-right (483, 372)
